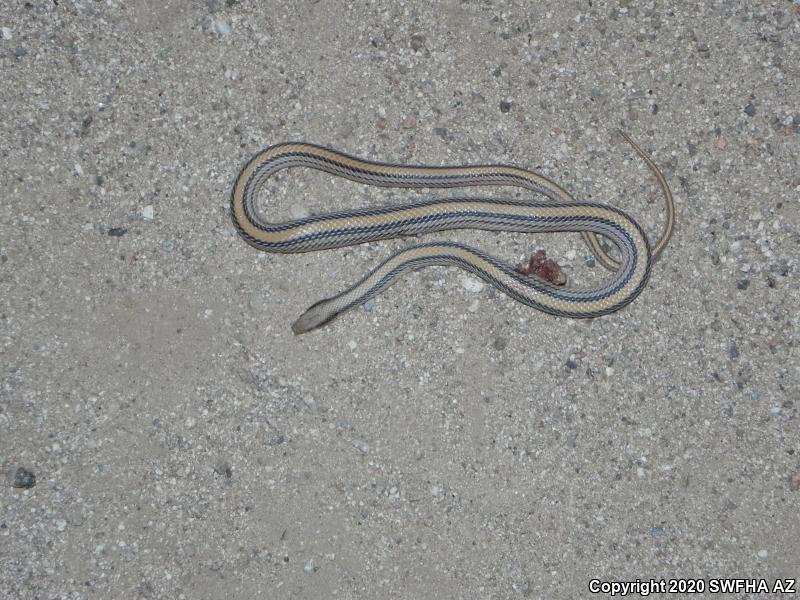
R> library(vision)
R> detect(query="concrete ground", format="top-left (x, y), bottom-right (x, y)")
top-left (2, 1), bottom-right (798, 598)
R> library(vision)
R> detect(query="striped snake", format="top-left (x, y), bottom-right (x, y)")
top-left (231, 131), bottom-right (674, 334)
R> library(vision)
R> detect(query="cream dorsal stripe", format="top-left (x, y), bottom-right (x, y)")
top-left (230, 132), bottom-right (674, 334)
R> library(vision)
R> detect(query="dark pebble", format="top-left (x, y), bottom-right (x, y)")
top-left (566, 358), bottom-right (579, 370)
top-left (743, 103), bottom-right (756, 117)
top-left (13, 47), bottom-right (28, 58)
top-left (737, 279), bottom-right (750, 290)
top-left (13, 467), bottom-right (36, 489)
top-left (728, 343), bottom-right (740, 359)
top-left (492, 337), bottom-right (508, 351)
top-left (214, 461), bottom-right (232, 478)
top-left (107, 227), bottom-right (128, 237)
top-left (499, 100), bottom-right (512, 113)
top-left (410, 34), bottom-right (425, 52)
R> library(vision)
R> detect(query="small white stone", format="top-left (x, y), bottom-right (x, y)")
top-left (565, 249), bottom-right (577, 261)
top-left (1, 27), bottom-right (11, 40)
top-left (289, 203), bottom-right (309, 219)
top-left (467, 299), bottom-right (480, 312)
top-left (352, 439), bottom-right (369, 453)
top-left (757, 549), bottom-right (768, 559)
top-left (461, 276), bottom-right (484, 293)
top-left (55, 519), bottom-right (67, 531)
top-left (213, 20), bottom-right (231, 35)
top-left (73, 163), bottom-right (83, 176)
top-left (303, 560), bottom-right (315, 573)
top-left (348, 340), bottom-right (357, 350)
top-left (142, 205), bottom-right (155, 220)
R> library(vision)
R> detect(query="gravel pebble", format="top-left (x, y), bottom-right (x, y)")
top-left (289, 203), bottom-right (310, 219)
top-left (461, 277), bottom-right (484, 293)
top-left (12, 467), bottom-right (36, 489)
top-left (213, 20), bottom-right (231, 35)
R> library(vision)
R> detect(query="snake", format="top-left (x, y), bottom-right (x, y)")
top-left (230, 131), bottom-right (674, 334)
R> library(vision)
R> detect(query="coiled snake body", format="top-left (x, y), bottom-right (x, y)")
top-left (231, 132), bottom-right (674, 334)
